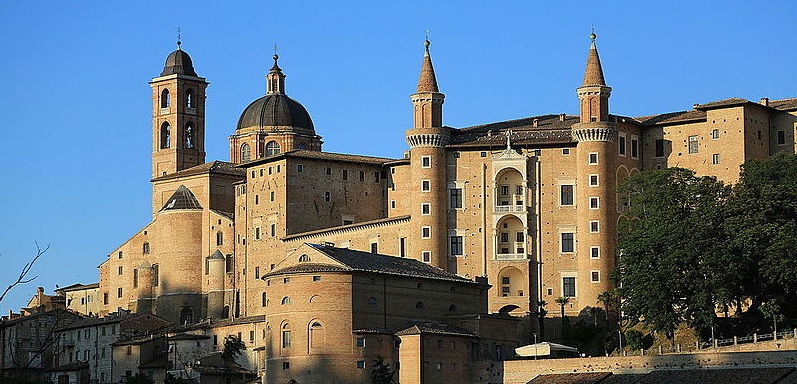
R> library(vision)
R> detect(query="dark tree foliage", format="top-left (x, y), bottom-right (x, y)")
top-left (616, 168), bottom-right (731, 339)
top-left (221, 335), bottom-right (246, 364)
top-left (371, 355), bottom-right (395, 384)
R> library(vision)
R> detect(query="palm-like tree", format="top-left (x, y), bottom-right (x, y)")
top-left (555, 296), bottom-right (570, 320)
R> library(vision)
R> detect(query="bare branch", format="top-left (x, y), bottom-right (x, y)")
top-left (0, 242), bottom-right (50, 304)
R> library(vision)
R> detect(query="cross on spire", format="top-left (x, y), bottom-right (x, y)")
top-left (177, 27), bottom-right (182, 50)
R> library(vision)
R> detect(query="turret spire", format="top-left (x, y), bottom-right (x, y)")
top-left (266, 49), bottom-right (286, 95)
top-left (582, 32), bottom-right (606, 87)
top-left (416, 38), bottom-right (439, 93)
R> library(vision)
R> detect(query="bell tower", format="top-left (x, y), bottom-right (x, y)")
top-left (150, 38), bottom-right (208, 180)
top-left (405, 39), bottom-right (450, 269)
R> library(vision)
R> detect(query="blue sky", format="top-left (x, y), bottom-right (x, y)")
top-left (0, 1), bottom-right (794, 313)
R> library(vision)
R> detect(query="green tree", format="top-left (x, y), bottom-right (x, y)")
top-left (760, 299), bottom-right (785, 336)
top-left (221, 335), bottom-right (246, 364)
top-left (616, 168), bottom-right (730, 341)
top-left (370, 355), bottom-right (395, 384)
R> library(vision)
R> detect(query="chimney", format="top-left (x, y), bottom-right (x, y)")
top-left (532, 119), bottom-right (539, 128)
top-left (760, 97), bottom-right (769, 106)
top-left (559, 113), bottom-right (566, 122)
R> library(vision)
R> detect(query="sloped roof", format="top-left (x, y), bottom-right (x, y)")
top-left (240, 149), bottom-right (396, 168)
top-left (635, 109), bottom-right (707, 126)
top-left (394, 321), bottom-right (478, 338)
top-left (265, 243), bottom-right (476, 284)
top-left (769, 98), bottom-right (797, 111)
top-left (160, 185), bottom-right (202, 211)
top-left (151, 161), bottom-right (245, 182)
top-left (527, 372), bottom-right (611, 384)
top-left (637, 367), bottom-right (793, 384)
top-left (449, 114), bottom-right (578, 147)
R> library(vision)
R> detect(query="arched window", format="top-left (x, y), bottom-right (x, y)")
top-left (415, 301), bottom-right (424, 309)
top-left (298, 254), bottom-right (311, 263)
top-left (309, 321), bottom-right (324, 351)
top-left (186, 89), bottom-right (195, 109)
top-left (160, 122), bottom-right (171, 149)
top-left (266, 141), bottom-right (281, 156)
top-left (180, 308), bottom-right (193, 325)
top-left (216, 231), bottom-right (223, 246)
top-left (142, 242), bottom-right (150, 254)
top-left (296, 142), bottom-right (308, 150)
top-left (241, 143), bottom-right (251, 162)
top-left (222, 305), bottom-right (230, 319)
top-left (281, 297), bottom-right (292, 305)
top-left (261, 292), bottom-right (267, 307)
top-left (281, 323), bottom-right (291, 348)
top-left (161, 89), bottom-right (170, 108)
top-left (185, 122), bottom-right (194, 149)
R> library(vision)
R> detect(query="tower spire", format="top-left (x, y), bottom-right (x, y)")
top-left (416, 38), bottom-right (439, 93)
top-left (176, 27), bottom-right (182, 50)
top-left (582, 32), bottom-right (606, 86)
top-left (266, 47), bottom-right (285, 95)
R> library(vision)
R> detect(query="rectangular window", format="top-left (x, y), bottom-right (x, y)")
top-left (688, 135), bottom-right (699, 154)
top-left (631, 138), bottom-right (639, 158)
top-left (618, 134), bottom-right (627, 155)
top-left (711, 129), bottom-right (720, 140)
top-left (313, 276), bottom-right (321, 281)
top-left (325, 167), bottom-right (331, 175)
top-left (390, 200), bottom-right (396, 209)
top-left (590, 246), bottom-right (600, 259)
top-left (118, 251), bottom-right (123, 259)
top-left (254, 266), bottom-right (260, 279)
top-left (118, 266), bottom-right (123, 275)
top-left (588, 153), bottom-right (598, 164)
top-left (589, 175), bottom-right (599, 186)
top-left (499, 185), bottom-right (510, 196)
top-left (399, 237), bottom-right (406, 257)
top-left (357, 360), bottom-right (366, 369)
top-left (255, 227), bottom-right (261, 240)
top-left (590, 221), bottom-right (600, 233)
top-left (421, 180), bottom-right (430, 192)
top-left (563, 277), bottom-right (576, 297)
top-left (561, 233), bottom-right (574, 253)
top-left (422, 251), bottom-right (431, 263)
top-left (778, 130), bottom-right (786, 145)
top-left (359, 171), bottom-right (365, 181)
top-left (516, 231), bottom-right (524, 242)
top-left (449, 188), bottom-right (462, 209)
top-left (297, 164), bottom-right (303, 172)
top-left (117, 287), bottom-right (123, 298)
top-left (591, 271), bottom-right (600, 283)
top-left (655, 139), bottom-right (665, 157)
top-left (450, 236), bottom-right (463, 256)
top-left (712, 153), bottom-right (720, 165)
top-left (589, 197), bottom-right (599, 209)
top-left (270, 224), bottom-right (276, 237)
top-left (283, 362), bottom-right (290, 370)
top-left (270, 191), bottom-right (275, 201)
top-left (421, 203), bottom-right (430, 215)
top-left (103, 292), bottom-right (108, 305)
top-left (370, 242), bottom-right (378, 254)
top-left (356, 337), bottom-right (366, 347)
top-left (500, 232), bottom-right (509, 243)
top-left (342, 169), bottom-right (348, 180)
top-left (560, 185), bottom-right (574, 206)
top-left (421, 227), bottom-right (431, 238)
top-left (562, 148), bottom-right (570, 155)
top-left (282, 331), bottom-right (291, 348)
top-left (133, 269), bottom-right (138, 288)
top-left (374, 172), bottom-right (380, 183)
top-left (421, 156), bottom-right (431, 168)
top-left (324, 191), bottom-right (331, 202)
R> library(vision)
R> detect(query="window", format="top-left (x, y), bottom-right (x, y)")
top-left (270, 224), bottom-right (276, 237)
top-left (118, 266), bottom-right (123, 275)
top-left (562, 148), bottom-right (570, 155)
top-left (357, 360), bottom-right (366, 369)
top-left (103, 292), bottom-right (108, 304)
top-left (255, 227), bottom-right (261, 240)
top-left (589, 197), bottom-right (599, 209)
top-left (313, 276), bottom-right (321, 282)
top-left (117, 287), bottom-right (123, 298)
top-left (118, 251), bottom-right (123, 259)
top-left (126, 345), bottom-right (132, 356)
top-left (480, 151), bottom-right (487, 157)
top-left (560, 185), bottom-right (574, 206)
top-left (415, 301), bottom-right (424, 309)
top-left (399, 237), bottom-right (406, 257)
top-left (225, 255), bottom-right (233, 273)
top-left (185, 89), bottom-right (195, 109)
top-left (688, 135), bottom-right (699, 154)
top-left (282, 362), bottom-right (290, 370)
top-left (370, 242), bottom-right (378, 254)
top-left (184, 122), bottom-right (194, 148)
top-left (450, 236), bottom-right (463, 256)
top-left (324, 191), bottom-right (331, 202)
top-left (342, 169), bottom-right (348, 180)
top-left (180, 308), bottom-right (193, 324)
top-left (618, 134), bottom-right (627, 155)
top-left (141, 242), bottom-right (150, 254)
top-left (265, 141), bottom-right (280, 156)
top-left (711, 129), bottom-right (720, 140)
top-left (281, 297), bottom-right (292, 305)
top-left (359, 171), bottom-right (365, 181)
top-left (299, 254), bottom-right (311, 262)
top-left (262, 292), bottom-right (267, 307)
top-left (778, 130), bottom-right (786, 145)
top-left (590, 246), bottom-right (600, 259)
top-left (161, 89), bottom-right (170, 108)
top-left (390, 200), bottom-right (396, 209)
top-left (297, 164), bottom-right (304, 172)
top-left (160, 122), bottom-right (171, 149)
top-left (270, 191), bottom-right (275, 201)
top-left (133, 269), bottom-right (138, 288)
top-left (241, 143), bottom-right (251, 162)
top-left (499, 185), bottom-right (510, 196)
top-left (712, 153), bottom-right (720, 165)
top-left (561, 233), bottom-right (574, 253)
top-left (216, 231), bottom-right (223, 246)
top-left (254, 266), bottom-right (260, 279)
top-left (591, 271), bottom-right (600, 282)
top-left (356, 337), bottom-right (366, 347)
top-left (655, 139), bottom-right (665, 157)
top-left (631, 137), bottom-right (639, 158)
top-left (421, 180), bottom-right (430, 192)
top-left (421, 156), bottom-right (431, 168)
top-left (588, 153), bottom-right (598, 164)
top-left (422, 251), bottom-right (431, 263)
top-left (325, 166), bottom-right (332, 175)
top-left (590, 221), bottom-right (600, 233)
top-left (282, 324), bottom-right (291, 348)
top-left (421, 227), bottom-right (431, 238)
top-left (563, 277), bottom-right (576, 297)
top-left (421, 203), bottom-right (431, 215)
top-left (449, 188), bottom-right (462, 209)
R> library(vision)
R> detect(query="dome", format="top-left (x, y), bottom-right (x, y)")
top-left (161, 49), bottom-right (198, 77)
top-left (236, 94), bottom-right (315, 133)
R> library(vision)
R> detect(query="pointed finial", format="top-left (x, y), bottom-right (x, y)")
top-left (590, 26), bottom-right (597, 44)
top-left (424, 31), bottom-right (431, 57)
top-left (505, 129), bottom-right (513, 150)
top-left (177, 27), bottom-right (182, 50)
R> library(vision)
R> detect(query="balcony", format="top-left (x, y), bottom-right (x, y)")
top-left (160, 107), bottom-right (170, 115)
top-left (494, 205), bottom-right (526, 214)
top-left (495, 253), bottom-right (527, 260)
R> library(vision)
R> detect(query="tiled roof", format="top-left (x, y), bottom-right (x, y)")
top-left (694, 97), bottom-right (752, 110)
top-left (60, 283), bottom-right (99, 292)
top-left (211, 209), bottom-right (234, 220)
top-left (151, 161), bottom-right (245, 182)
top-left (769, 98), bottom-right (797, 111)
top-left (283, 215), bottom-right (411, 241)
top-left (636, 367), bottom-right (794, 384)
top-left (599, 373), bottom-right (648, 384)
top-left (160, 185), bottom-right (202, 211)
top-left (240, 149), bottom-right (396, 168)
top-left (449, 114), bottom-right (578, 147)
top-left (527, 372), bottom-right (611, 384)
top-left (266, 243), bottom-right (476, 284)
top-left (167, 333), bottom-right (210, 341)
top-left (262, 263), bottom-right (349, 275)
top-left (635, 110), bottom-right (707, 126)
top-left (393, 321), bottom-right (478, 338)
